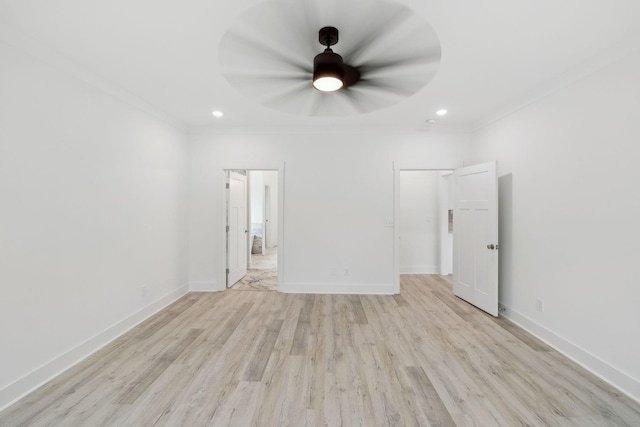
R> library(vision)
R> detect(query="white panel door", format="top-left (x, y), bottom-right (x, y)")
top-left (453, 161), bottom-right (499, 316)
top-left (228, 171), bottom-right (248, 287)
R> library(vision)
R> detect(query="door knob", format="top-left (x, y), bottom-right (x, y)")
top-left (487, 244), bottom-right (495, 250)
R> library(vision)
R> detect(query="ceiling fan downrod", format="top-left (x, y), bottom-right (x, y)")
top-left (313, 27), bottom-right (344, 92)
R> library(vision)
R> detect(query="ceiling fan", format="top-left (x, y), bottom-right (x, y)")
top-left (219, 0), bottom-right (441, 116)
top-left (311, 26), bottom-right (359, 92)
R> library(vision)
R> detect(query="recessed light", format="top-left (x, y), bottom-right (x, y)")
top-left (436, 109), bottom-right (448, 117)
top-left (212, 110), bottom-right (224, 118)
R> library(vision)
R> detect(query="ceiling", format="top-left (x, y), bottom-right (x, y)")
top-left (1, 0), bottom-right (639, 131)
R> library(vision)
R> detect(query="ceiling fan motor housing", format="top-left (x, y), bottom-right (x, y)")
top-left (313, 50), bottom-right (344, 81)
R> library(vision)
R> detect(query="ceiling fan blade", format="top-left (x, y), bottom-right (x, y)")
top-left (305, 90), bottom-right (363, 116)
top-left (224, 70), bottom-right (310, 101)
top-left (224, 31), bottom-right (312, 74)
top-left (358, 77), bottom-right (425, 97)
top-left (339, 88), bottom-right (372, 114)
top-left (308, 92), bottom-right (328, 116)
top-left (262, 80), bottom-right (312, 109)
top-left (354, 53), bottom-right (435, 75)
top-left (339, 5), bottom-right (413, 64)
top-left (282, 0), bottom-right (323, 60)
top-left (225, 71), bottom-right (309, 83)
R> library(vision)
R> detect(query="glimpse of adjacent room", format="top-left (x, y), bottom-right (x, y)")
top-left (228, 170), bottom-right (278, 291)
top-left (399, 170), bottom-right (453, 280)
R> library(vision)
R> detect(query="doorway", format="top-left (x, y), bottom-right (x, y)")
top-left (398, 170), bottom-right (453, 278)
top-left (394, 162), bottom-right (499, 316)
top-left (226, 169), bottom-right (279, 291)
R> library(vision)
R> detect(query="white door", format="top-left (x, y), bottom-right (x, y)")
top-left (453, 161), bottom-right (499, 316)
top-left (228, 171), bottom-right (248, 287)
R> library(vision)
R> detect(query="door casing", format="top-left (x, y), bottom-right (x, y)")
top-left (219, 164), bottom-right (285, 292)
top-left (393, 160), bottom-right (498, 317)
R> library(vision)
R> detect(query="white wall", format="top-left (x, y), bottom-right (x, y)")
top-left (249, 170), bottom-right (278, 248)
top-left (263, 170), bottom-right (278, 248)
top-left (249, 171), bottom-right (265, 223)
top-left (472, 49), bottom-right (640, 401)
top-left (399, 171), bottom-right (441, 274)
top-left (188, 129), bottom-right (472, 294)
top-left (0, 39), bottom-right (189, 409)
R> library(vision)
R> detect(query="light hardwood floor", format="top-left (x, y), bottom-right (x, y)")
top-left (2, 275), bottom-right (639, 426)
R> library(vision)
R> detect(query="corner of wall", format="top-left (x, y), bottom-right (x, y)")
top-left (0, 284), bottom-right (190, 412)
top-left (499, 303), bottom-right (640, 404)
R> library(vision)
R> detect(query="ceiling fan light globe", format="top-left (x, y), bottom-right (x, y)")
top-left (313, 76), bottom-right (344, 92)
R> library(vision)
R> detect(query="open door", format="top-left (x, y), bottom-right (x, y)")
top-left (227, 171), bottom-right (248, 287)
top-left (453, 161), bottom-right (499, 316)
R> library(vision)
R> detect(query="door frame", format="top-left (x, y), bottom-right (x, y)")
top-left (264, 184), bottom-right (272, 250)
top-left (218, 163), bottom-right (285, 292)
top-left (392, 161), bottom-right (463, 294)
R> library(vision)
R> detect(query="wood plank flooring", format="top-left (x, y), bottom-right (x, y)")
top-left (2, 275), bottom-right (640, 426)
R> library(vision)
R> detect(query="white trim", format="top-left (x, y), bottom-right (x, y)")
top-left (400, 266), bottom-right (440, 275)
top-left (189, 124), bottom-right (471, 136)
top-left (218, 169), bottom-right (229, 291)
top-left (0, 284), bottom-right (190, 411)
top-left (393, 161), bottom-right (463, 172)
top-left (392, 162), bottom-right (400, 294)
top-left (500, 304), bottom-right (640, 404)
top-left (280, 283), bottom-right (395, 295)
top-left (277, 164), bottom-right (285, 292)
top-left (189, 281), bottom-right (220, 292)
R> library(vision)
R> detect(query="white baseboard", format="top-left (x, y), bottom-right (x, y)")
top-left (281, 282), bottom-right (396, 295)
top-left (500, 303), bottom-right (640, 404)
top-left (0, 284), bottom-right (190, 412)
top-left (189, 281), bottom-right (221, 292)
top-left (400, 266), bottom-right (440, 275)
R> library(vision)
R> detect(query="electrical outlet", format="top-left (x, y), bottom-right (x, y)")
top-left (142, 286), bottom-right (147, 297)
top-left (536, 298), bottom-right (544, 312)
top-left (344, 268), bottom-right (349, 276)
top-left (383, 218), bottom-right (394, 228)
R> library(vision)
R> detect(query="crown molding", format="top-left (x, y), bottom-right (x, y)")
top-left (0, 21), bottom-right (187, 132)
top-left (473, 30), bottom-right (640, 131)
top-left (188, 122), bottom-right (471, 137)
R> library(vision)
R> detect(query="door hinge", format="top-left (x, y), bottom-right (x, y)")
top-left (226, 268), bottom-right (230, 275)
top-left (226, 225), bottom-right (230, 232)
top-left (226, 183), bottom-right (230, 189)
